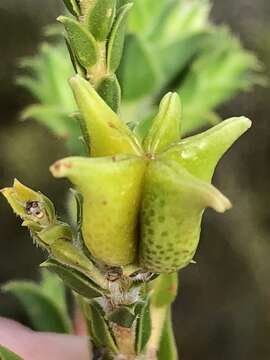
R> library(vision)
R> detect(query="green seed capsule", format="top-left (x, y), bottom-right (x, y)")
top-left (50, 155), bottom-right (146, 266)
top-left (139, 159), bottom-right (231, 273)
top-left (139, 116), bottom-right (251, 273)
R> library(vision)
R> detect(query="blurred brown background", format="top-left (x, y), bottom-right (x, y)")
top-left (0, 1), bottom-right (270, 359)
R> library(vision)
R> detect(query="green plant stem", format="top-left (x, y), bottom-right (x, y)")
top-left (145, 304), bottom-right (167, 360)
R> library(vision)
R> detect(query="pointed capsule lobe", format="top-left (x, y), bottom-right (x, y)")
top-left (69, 75), bottom-right (142, 157)
top-left (143, 92), bottom-right (182, 155)
top-left (50, 155), bottom-right (146, 266)
top-left (139, 160), bottom-right (231, 273)
top-left (162, 116), bottom-right (251, 181)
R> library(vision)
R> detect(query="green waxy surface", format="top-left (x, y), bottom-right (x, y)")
top-left (70, 75), bottom-right (141, 157)
top-left (50, 155), bottom-right (146, 266)
top-left (143, 92), bottom-right (181, 154)
top-left (139, 159), bottom-right (231, 273)
top-left (162, 116), bottom-right (252, 181)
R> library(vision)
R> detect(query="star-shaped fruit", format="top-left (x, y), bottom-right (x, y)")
top-left (50, 75), bottom-right (251, 273)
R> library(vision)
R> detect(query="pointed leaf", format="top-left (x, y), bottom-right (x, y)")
top-left (96, 74), bottom-right (121, 113)
top-left (42, 259), bottom-right (106, 299)
top-left (69, 75), bottom-right (141, 156)
top-left (88, 301), bottom-right (118, 353)
top-left (0, 346), bottom-right (24, 360)
top-left (143, 92), bottom-right (181, 154)
top-left (58, 16), bottom-right (98, 69)
top-left (158, 308), bottom-right (178, 360)
top-left (87, 0), bottom-right (116, 41)
top-left (135, 296), bottom-right (151, 354)
top-left (48, 239), bottom-right (108, 289)
top-left (2, 281), bottom-right (72, 333)
top-left (107, 4), bottom-right (133, 73)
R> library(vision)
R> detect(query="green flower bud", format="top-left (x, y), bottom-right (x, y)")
top-left (50, 155), bottom-right (146, 266)
top-left (69, 75), bottom-right (142, 157)
top-left (1, 179), bottom-right (55, 231)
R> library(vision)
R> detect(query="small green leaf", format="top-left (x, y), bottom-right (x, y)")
top-left (88, 301), bottom-right (118, 353)
top-left (58, 16), bottom-right (98, 69)
top-left (136, 296), bottom-right (151, 354)
top-left (96, 74), bottom-right (121, 113)
top-left (62, 0), bottom-right (80, 16)
top-left (108, 306), bottom-right (136, 328)
top-left (0, 346), bottom-right (24, 360)
top-left (107, 4), bottom-right (133, 73)
top-left (118, 34), bottom-right (158, 101)
top-left (87, 0), bottom-right (116, 41)
top-left (2, 281), bottom-right (72, 333)
top-left (158, 308), bottom-right (178, 360)
top-left (65, 38), bottom-right (86, 78)
top-left (151, 273), bottom-right (178, 308)
top-left (42, 259), bottom-right (105, 299)
top-left (48, 238), bottom-right (108, 289)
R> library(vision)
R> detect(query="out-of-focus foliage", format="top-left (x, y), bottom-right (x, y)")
top-left (3, 269), bottom-right (72, 333)
top-left (17, 44), bottom-right (85, 155)
top-left (17, 0), bottom-right (262, 154)
top-left (121, 0), bottom-right (263, 133)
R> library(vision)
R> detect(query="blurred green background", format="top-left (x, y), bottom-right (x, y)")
top-left (0, 1), bottom-right (270, 359)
